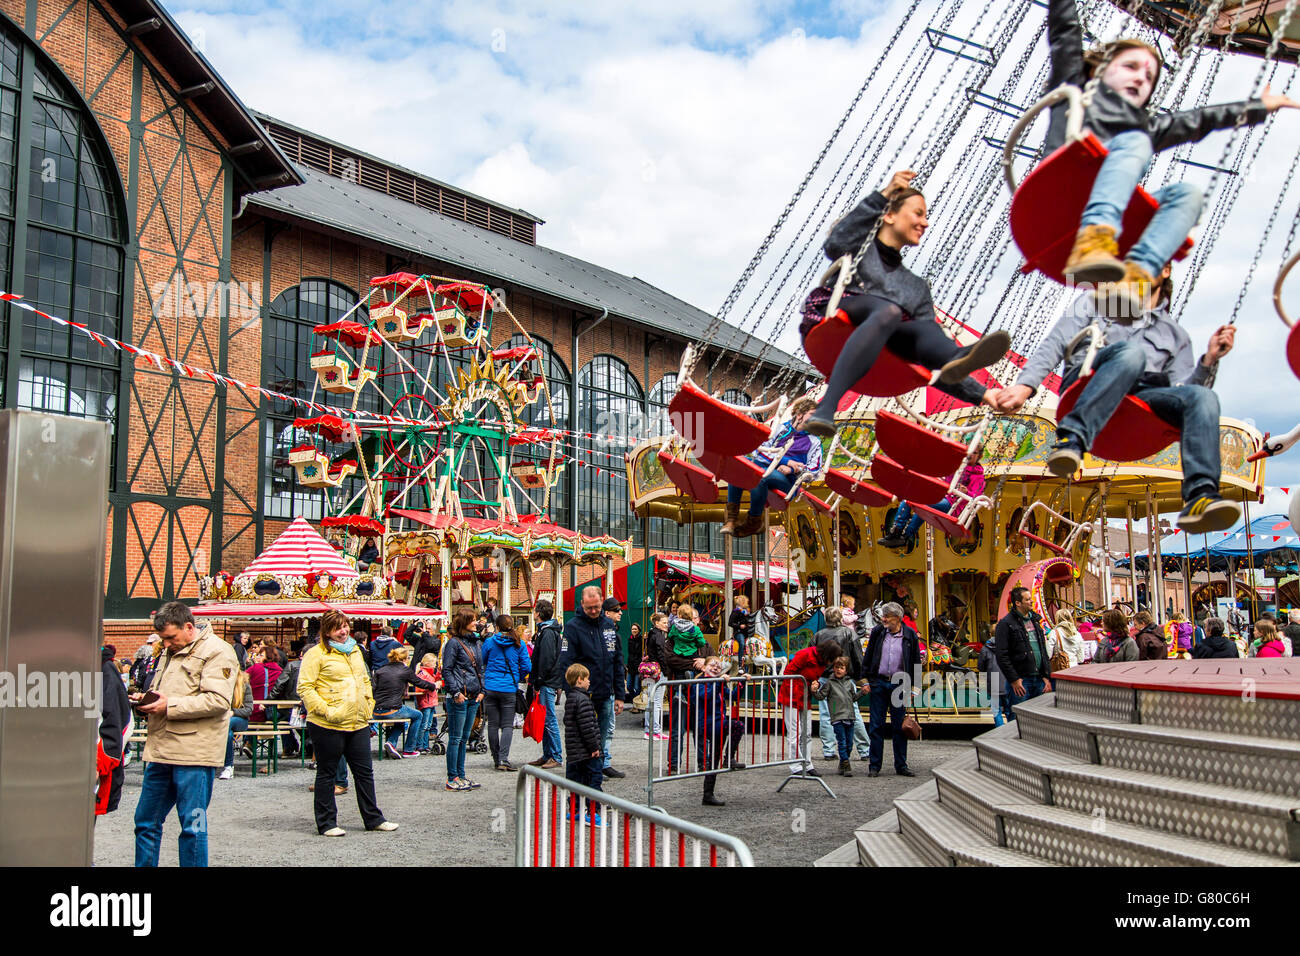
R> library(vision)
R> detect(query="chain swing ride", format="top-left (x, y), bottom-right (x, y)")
top-left (632, 0), bottom-right (1300, 706)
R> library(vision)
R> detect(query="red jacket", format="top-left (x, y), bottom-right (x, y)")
top-left (778, 647), bottom-right (824, 710)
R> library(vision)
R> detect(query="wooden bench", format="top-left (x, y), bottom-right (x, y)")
top-left (371, 717), bottom-right (412, 758)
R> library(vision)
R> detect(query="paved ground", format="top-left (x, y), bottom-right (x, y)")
top-left (93, 710), bottom-right (983, 867)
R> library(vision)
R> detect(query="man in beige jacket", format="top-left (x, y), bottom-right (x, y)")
top-left (131, 600), bottom-right (239, 867)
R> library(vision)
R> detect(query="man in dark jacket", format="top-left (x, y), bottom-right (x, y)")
top-left (1190, 616), bottom-right (1239, 659)
top-left (98, 645), bottom-right (131, 816)
top-left (368, 628), bottom-right (402, 672)
top-left (994, 586), bottom-right (1053, 713)
top-left (861, 602), bottom-right (922, 777)
top-left (558, 587), bottom-right (626, 779)
top-left (527, 600), bottom-right (564, 769)
top-left (1132, 611), bottom-right (1168, 660)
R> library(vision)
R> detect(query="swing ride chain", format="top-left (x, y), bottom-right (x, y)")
top-left (688, 0), bottom-right (927, 380)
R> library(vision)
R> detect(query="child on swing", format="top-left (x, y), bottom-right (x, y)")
top-left (799, 169), bottom-right (1011, 437)
top-left (1046, 0), bottom-right (1297, 317)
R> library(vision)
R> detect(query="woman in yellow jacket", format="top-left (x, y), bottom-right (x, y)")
top-left (298, 609), bottom-right (399, 837)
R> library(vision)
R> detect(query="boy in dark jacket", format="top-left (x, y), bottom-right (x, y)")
top-left (563, 663), bottom-right (603, 823)
top-left (689, 657), bottom-right (747, 806)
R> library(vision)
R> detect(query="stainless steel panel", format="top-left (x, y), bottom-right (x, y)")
top-left (0, 411), bottom-right (109, 865)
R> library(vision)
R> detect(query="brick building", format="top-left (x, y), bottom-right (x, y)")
top-left (0, 1), bottom-right (800, 649)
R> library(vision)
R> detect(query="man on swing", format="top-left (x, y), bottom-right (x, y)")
top-left (992, 263), bottom-right (1239, 534)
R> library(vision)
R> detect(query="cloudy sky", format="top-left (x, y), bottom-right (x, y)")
top-left (173, 0), bottom-right (1300, 488)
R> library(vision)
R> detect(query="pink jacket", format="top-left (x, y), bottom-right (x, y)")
top-left (945, 463), bottom-right (985, 506)
top-left (1256, 640), bottom-right (1286, 658)
top-left (416, 665), bottom-right (440, 708)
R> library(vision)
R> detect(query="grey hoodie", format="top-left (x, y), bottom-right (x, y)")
top-left (813, 673), bottom-right (865, 723)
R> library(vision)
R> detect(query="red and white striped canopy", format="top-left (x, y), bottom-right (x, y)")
top-left (241, 516), bottom-right (359, 580)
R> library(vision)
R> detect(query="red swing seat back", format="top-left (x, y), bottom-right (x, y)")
top-left (874, 409), bottom-right (968, 478)
top-left (823, 468), bottom-right (893, 507)
top-left (803, 310), bottom-right (930, 397)
top-left (657, 450), bottom-right (719, 504)
top-left (910, 501), bottom-right (972, 540)
top-left (1010, 134), bottom-right (1193, 284)
top-left (667, 381), bottom-right (770, 457)
top-left (1056, 377), bottom-right (1179, 462)
top-left (698, 451), bottom-right (766, 490)
top-left (870, 454), bottom-right (950, 504)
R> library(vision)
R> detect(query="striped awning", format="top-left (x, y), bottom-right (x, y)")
top-left (192, 601), bottom-right (444, 620)
top-left (241, 516), bottom-right (359, 580)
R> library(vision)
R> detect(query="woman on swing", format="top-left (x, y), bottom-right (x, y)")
top-left (1044, 0), bottom-right (1297, 317)
top-left (800, 170), bottom-right (1011, 437)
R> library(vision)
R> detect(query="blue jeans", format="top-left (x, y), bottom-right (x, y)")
top-left (866, 677), bottom-right (909, 772)
top-left (225, 714), bottom-right (249, 767)
top-left (1007, 674), bottom-right (1048, 715)
top-left (416, 706), bottom-right (439, 749)
top-left (134, 762), bottom-right (216, 867)
top-left (1059, 340), bottom-right (1221, 501)
top-left (539, 686), bottom-right (563, 762)
top-left (596, 696), bottom-right (615, 769)
top-left (727, 466), bottom-right (798, 516)
top-left (818, 697), bottom-right (869, 757)
top-left (892, 498), bottom-right (951, 540)
top-left (1081, 129), bottom-right (1203, 277)
top-left (832, 721), bottom-right (853, 760)
top-left (445, 697), bottom-right (481, 781)
top-left (375, 704), bottom-right (424, 752)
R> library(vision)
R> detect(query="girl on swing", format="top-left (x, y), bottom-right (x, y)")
top-left (799, 169), bottom-right (1011, 437)
top-left (1046, 0), bottom-right (1297, 317)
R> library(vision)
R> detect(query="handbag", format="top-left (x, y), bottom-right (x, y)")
top-left (522, 690), bottom-right (546, 742)
top-left (900, 708), bottom-right (922, 741)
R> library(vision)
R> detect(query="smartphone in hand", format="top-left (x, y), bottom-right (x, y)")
top-left (132, 690), bottom-right (160, 708)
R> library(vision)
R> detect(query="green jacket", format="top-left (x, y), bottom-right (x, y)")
top-left (813, 674), bottom-right (864, 723)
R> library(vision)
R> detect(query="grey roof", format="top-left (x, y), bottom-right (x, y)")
top-left (245, 163), bottom-right (809, 372)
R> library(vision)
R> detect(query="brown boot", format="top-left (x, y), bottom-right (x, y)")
top-left (720, 502), bottom-right (741, 535)
top-left (1095, 260), bottom-right (1155, 323)
top-left (734, 512), bottom-right (763, 538)
top-left (1063, 224), bottom-right (1125, 285)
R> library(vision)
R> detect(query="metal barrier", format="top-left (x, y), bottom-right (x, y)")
top-left (515, 765), bottom-right (754, 867)
top-left (646, 673), bottom-right (834, 804)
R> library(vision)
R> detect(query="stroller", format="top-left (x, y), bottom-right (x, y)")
top-left (427, 704), bottom-right (487, 755)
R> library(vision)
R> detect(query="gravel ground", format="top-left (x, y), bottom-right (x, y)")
top-left (93, 709), bottom-right (981, 867)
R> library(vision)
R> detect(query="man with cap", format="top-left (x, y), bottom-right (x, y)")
top-left (558, 587), bottom-right (627, 779)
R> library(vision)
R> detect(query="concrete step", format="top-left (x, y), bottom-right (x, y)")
top-left (998, 803), bottom-right (1297, 867)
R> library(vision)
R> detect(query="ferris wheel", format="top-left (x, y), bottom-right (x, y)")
top-left (284, 272), bottom-right (566, 547)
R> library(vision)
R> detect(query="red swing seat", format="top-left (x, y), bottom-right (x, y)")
top-left (1010, 133), bottom-right (1193, 284)
top-left (697, 451), bottom-right (766, 490)
top-left (657, 450), bottom-right (719, 504)
top-left (767, 485), bottom-right (831, 514)
top-left (803, 310), bottom-right (930, 397)
top-left (870, 454), bottom-right (950, 504)
top-left (1019, 530), bottom-right (1067, 554)
top-left (667, 381), bottom-right (770, 457)
top-left (823, 468), bottom-right (893, 507)
top-left (1288, 325), bottom-right (1300, 380)
top-left (1055, 377), bottom-right (1179, 462)
top-left (874, 409), bottom-right (968, 478)
top-left (909, 501), bottom-right (972, 541)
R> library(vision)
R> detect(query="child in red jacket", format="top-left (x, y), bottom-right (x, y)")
top-left (415, 653), bottom-right (440, 754)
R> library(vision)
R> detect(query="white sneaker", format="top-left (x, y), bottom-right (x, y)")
top-left (322, 827), bottom-right (346, 837)
top-left (218, 766), bottom-right (234, 780)
top-left (372, 821), bottom-right (399, 832)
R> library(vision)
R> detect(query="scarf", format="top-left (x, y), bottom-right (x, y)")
top-left (329, 637), bottom-right (357, 655)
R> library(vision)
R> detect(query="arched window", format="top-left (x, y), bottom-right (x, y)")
top-left (722, 388), bottom-right (751, 407)
top-left (505, 333), bottom-right (570, 527)
top-left (647, 373), bottom-right (678, 440)
top-left (0, 25), bottom-right (127, 485)
top-left (263, 279), bottom-right (375, 519)
top-left (577, 355), bottom-right (642, 544)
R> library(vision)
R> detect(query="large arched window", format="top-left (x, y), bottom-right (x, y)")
top-left (577, 355), bottom-right (642, 544)
top-left (0, 25), bottom-right (126, 485)
top-left (263, 279), bottom-right (375, 519)
top-left (722, 388), bottom-right (751, 407)
top-left (647, 373), bottom-right (678, 441)
top-left (505, 333), bottom-right (571, 527)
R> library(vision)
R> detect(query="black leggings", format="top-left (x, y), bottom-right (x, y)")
top-left (483, 690), bottom-right (517, 765)
top-left (812, 293), bottom-right (964, 413)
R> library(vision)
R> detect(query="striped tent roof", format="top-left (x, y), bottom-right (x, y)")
top-left (240, 516), bottom-right (359, 580)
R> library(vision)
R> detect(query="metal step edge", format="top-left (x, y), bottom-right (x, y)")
top-left (895, 791), bottom-right (999, 868)
top-left (1048, 766), bottom-right (1300, 860)
top-left (1053, 679), bottom-right (1138, 723)
top-left (857, 808), bottom-right (900, 833)
top-left (975, 735), bottom-right (1087, 803)
top-left (998, 804), bottom-right (1297, 868)
top-left (1097, 721), bottom-right (1300, 757)
top-left (856, 830), bottom-right (931, 867)
top-left (815, 839), bottom-right (864, 867)
top-left (935, 765), bottom-right (1044, 843)
top-left (951, 844), bottom-right (1063, 867)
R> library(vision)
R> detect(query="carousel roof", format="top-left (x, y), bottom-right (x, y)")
top-left (242, 516), bottom-right (359, 580)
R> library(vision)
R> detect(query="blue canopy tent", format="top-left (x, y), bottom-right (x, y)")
top-left (1207, 513), bottom-right (1300, 568)
top-left (1115, 528), bottom-right (1233, 574)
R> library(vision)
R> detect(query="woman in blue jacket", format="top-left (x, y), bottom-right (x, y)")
top-left (481, 614), bottom-right (532, 771)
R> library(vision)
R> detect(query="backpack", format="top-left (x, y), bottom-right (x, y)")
top-left (1174, 622), bottom-right (1193, 651)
